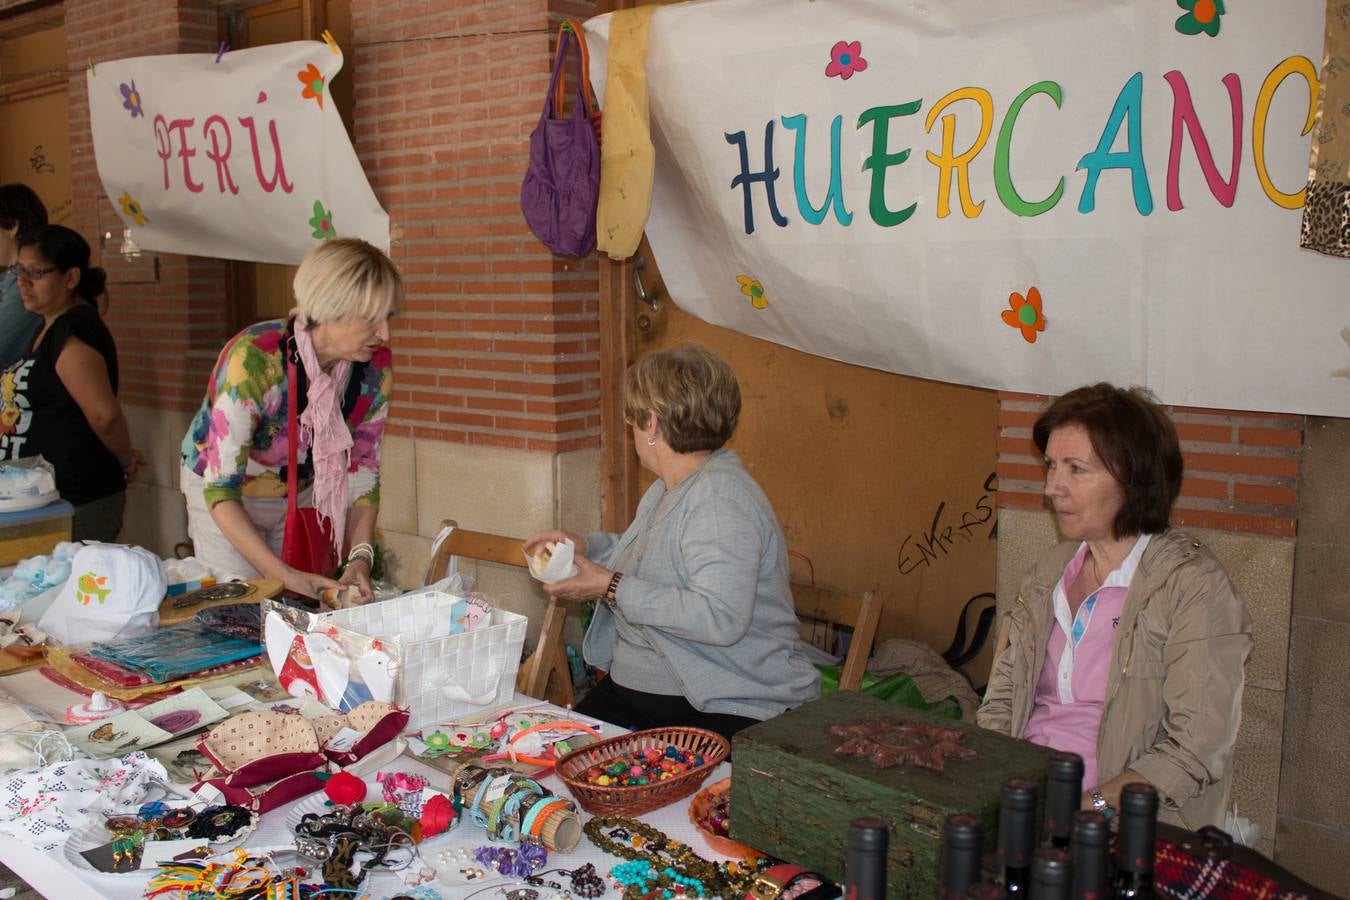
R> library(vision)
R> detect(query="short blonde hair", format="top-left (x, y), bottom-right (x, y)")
top-left (293, 238), bottom-right (404, 324)
top-left (623, 344), bottom-right (741, 453)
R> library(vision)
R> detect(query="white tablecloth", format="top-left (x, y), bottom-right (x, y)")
top-left (0, 685), bottom-right (737, 900)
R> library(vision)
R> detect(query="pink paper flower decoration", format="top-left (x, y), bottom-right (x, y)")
top-left (825, 41), bottom-right (868, 80)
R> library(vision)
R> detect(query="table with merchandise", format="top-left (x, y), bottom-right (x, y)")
top-left (0, 674), bottom-right (754, 900)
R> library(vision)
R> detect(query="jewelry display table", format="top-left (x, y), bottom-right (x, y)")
top-left (0, 683), bottom-right (736, 900)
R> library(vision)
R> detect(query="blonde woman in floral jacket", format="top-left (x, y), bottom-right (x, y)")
top-left (180, 239), bottom-right (401, 602)
top-left (977, 384), bottom-right (1252, 830)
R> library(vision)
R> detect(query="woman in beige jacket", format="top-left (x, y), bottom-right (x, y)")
top-left (977, 383), bottom-right (1252, 829)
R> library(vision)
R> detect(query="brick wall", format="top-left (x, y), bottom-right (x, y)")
top-left (55, 0), bottom-right (601, 438)
top-left (65, 0), bottom-right (230, 411)
top-left (350, 0), bottom-right (601, 453)
top-left (996, 391), bottom-right (1304, 537)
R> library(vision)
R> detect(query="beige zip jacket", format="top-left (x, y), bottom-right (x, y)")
top-left (976, 529), bottom-right (1253, 829)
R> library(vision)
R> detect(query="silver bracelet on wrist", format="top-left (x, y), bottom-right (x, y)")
top-left (347, 542), bottom-right (375, 567)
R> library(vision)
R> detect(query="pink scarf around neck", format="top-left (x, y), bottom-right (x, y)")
top-left (294, 321), bottom-right (352, 555)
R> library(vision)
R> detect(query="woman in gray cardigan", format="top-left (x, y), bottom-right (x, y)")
top-left (525, 344), bottom-right (820, 740)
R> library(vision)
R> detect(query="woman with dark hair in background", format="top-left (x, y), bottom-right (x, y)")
top-left (0, 225), bottom-right (140, 541)
top-left (0, 183), bottom-right (48, 369)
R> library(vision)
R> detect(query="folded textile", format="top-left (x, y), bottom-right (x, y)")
top-left (71, 652), bottom-right (154, 687)
top-left (195, 603), bottom-right (263, 641)
top-left (88, 622), bottom-right (262, 683)
top-left (0, 543), bottom-right (77, 611)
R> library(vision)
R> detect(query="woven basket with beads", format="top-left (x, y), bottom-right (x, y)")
top-left (556, 726), bottom-right (730, 816)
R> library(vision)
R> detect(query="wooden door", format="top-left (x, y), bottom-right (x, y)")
top-left (0, 10), bottom-right (73, 226)
top-left (595, 1), bottom-right (998, 676)
top-left (223, 0), bottom-right (353, 326)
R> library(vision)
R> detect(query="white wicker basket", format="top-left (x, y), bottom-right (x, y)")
top-left (315, 590), bottom-right (527, 730)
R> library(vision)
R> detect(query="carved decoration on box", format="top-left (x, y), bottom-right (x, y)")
top-left (830, 719), bottom-right (977, 772)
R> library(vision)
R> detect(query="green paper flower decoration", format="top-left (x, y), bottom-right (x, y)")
top-left (308, 200), bottom-right (335, 240)
top-left (1175, 0), bottom-right (1225, 37)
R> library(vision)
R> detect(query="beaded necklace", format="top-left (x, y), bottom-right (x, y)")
top-left (583, 815), bottom-right (769, 899)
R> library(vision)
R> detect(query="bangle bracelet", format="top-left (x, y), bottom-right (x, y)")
top-left (603, 571), bottom-right (623, 609)
top-left (521, 798), bottom-right (569, 841)
top-left (495, 782), bottom-right (544, 842)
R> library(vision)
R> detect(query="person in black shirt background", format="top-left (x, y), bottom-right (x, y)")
top-left (0, 225), bottom-right (141, 541)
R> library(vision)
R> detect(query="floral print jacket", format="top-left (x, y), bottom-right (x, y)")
top-left (180, 319), bottom-right (392, 509)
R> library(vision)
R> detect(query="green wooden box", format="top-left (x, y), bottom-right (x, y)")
top-left (729, 692), bottom-right (1052, 899)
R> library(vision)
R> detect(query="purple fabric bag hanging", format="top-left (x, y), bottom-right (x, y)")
top-left (520, 27), bottom-right (600, 257)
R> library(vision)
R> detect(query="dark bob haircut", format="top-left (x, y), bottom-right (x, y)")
top-left (0, 183), bottom-right (48, 244)
top-left (1032, 383), bottom-right (1182, 538)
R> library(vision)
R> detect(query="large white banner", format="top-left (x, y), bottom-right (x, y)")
top-left (88, 41), bottom-right (387, 265)
top-left (587, 1), bottom-right (1350, 417)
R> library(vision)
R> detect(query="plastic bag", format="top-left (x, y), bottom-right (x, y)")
top-left (262, 600), bottom-right (402, 712)
top-left (815, 664), bottom-right (963, 720)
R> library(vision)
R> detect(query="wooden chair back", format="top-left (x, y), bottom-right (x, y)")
top-left (423, 519), bottom-right (574, 707)
top-left (792, 582), bottom-right (882, 692)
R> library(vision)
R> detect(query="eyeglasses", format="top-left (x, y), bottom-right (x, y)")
top-left (8, 264), bottom-right (57, 281)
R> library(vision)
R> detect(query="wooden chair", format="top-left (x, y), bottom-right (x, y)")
top-left (422, 520), bottom-right (574, 707)
top-left (792, 582), bottom-right (883, 692)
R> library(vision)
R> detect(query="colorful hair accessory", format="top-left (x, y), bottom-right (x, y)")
top-left (324, 770), bottom-right (368, 805)
top-left (378, 771), bottom-right (430, 813)
top-left (419, 792), bottom-right (456, 837)
top-left (423, 730), bottom-right (453, 752)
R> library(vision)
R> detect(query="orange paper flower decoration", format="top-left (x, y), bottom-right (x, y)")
top-left (298, 63), bottom-right (325, 108)
top-left (1002, 287), bottom-right (1046, 343)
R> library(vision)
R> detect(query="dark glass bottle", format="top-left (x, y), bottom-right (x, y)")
top-left (1070, 810), bottom-right (1110, 900)
top-left (939, 813), bottom-right (984, 900)
top-left (1030, 848), bottom-right (1072, 900)
top-left (1045, 751), bottom-right (1085, 849)
top-left (1112, 783), bottom-right (1158, 899)
top-left (844, 817), bottom-right (888, 900)
top-left (998, 778), bottom-right (1037, 897)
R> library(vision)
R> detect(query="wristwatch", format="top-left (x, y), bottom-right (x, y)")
top-left (1089, 788), bottom-right (1114, 819)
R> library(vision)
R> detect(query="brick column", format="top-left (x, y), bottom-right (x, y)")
top-left (351, 0), bottom-right (601, 452)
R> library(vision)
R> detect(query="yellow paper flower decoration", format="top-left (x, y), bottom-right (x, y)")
top-left (118, 192), bottom-right (148, 227)
top-left (736, 275), bottom-right (768, 309)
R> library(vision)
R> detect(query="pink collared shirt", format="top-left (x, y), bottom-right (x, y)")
top-left (1022, 535), bottom-right (1151, 789)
